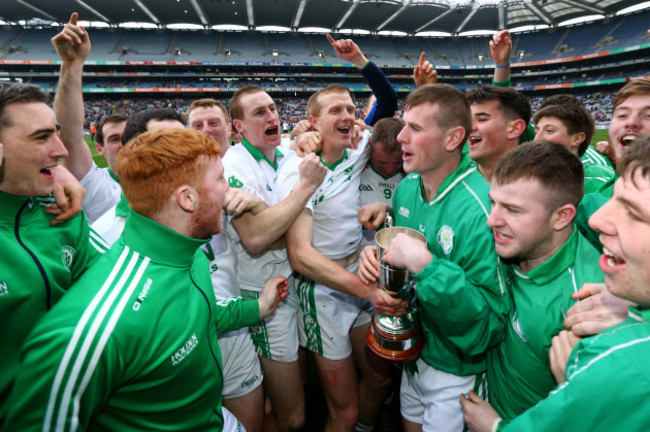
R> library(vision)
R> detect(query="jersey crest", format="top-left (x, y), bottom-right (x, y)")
top-left (437, 225), bottom-right (454, 255)
top-left (61, 245), bottom-right (76, 270)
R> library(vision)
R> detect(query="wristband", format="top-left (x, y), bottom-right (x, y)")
top-left (495, 63), bottom-right (510, 68)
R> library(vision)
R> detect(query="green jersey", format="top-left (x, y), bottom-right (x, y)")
top-left (488, 228), bottom-right (604, 419)
top-left (499, 306), bottom-right (650, 431)
top-left (4, 210), bottom-right (260, 431)
top-left (584, 164), bottom-right (616, 197)
top-left (393, 154), bottom-right (507, 376)
top-left (0, 192), bottom-right (105, 424)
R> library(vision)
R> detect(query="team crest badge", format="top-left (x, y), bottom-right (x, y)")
top-left (437, 225), bottom-right (454, 255)
top-left (61, 245), bottom-right (76, 270)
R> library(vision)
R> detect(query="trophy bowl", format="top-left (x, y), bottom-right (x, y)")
top-left (366, 226), bottom-right (426, 363)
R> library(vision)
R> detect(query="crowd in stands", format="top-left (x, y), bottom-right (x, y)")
top-left (82, 90), bottom-right (616, 136)
top-left (3, 13), bottom-right (650, 432)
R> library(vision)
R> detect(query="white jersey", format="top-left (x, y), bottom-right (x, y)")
top-left (90, 203), bottom-right (125, 247)
top-left (80, 162), bottom-right (122, 224)
top-left (203, 217), bottom-right (241, 299)
top-left (359, 166), bottom-right (405, 247)
top-left (276, 133), bottom-right (371, 260)
top-left (222, 139), bottom-right (295, 292)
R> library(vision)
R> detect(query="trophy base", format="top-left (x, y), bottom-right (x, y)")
top-left (366, 314), bottom-right (424, 363)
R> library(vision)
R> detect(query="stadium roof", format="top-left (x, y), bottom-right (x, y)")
top-left (2, 0), bottom-right (649, 36)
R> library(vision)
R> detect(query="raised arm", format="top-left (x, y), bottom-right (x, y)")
top-left (52, 12), bottom-right (93, 180)
top-left (327, 34), bottom-right (397, 126)
top-left (413, 52), bottom-right (437, 87)
top-left (490, 30), bottom-right (512, 84)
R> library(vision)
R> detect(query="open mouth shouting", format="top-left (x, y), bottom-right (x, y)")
top-left (40, 166), bottom-right (57, 179)
top-left (619, 134), bottom-right (637, 150)
top-left (265, 125), bottom-right (279, 137)
top-left (600, 246), bottom-right (625, 272)
top-left (468, 136), bottom-right (482, 148)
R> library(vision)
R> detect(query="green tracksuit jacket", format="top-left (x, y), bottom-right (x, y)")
top-left (393, 154), bottom-right (507, 376)
top-left (488, 228), bottom-right (604, 419)
top-left (0, 192), bottom-right (105, 424)
top-left (4, 210), bottom-right (260, 431)
top-left (499, 306), bottom-right (650, 431)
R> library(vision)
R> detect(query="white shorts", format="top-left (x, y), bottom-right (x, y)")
top-left (400, 358), bottom-right (477, 432)
top-left (241, 275), bottom-right (299, 362)
top-left (222, 406), bottom-right (245, 432)
top-left (296, 262), bottom-right (373, 360)
top-left (219, 327), bottom-right (263, 399)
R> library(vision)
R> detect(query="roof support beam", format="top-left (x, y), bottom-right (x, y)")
top-left (455, 4), bottom-right (479, 34)
top-left (131, 0), bottom-right (161, 25)
top-left (12, 0), bottom-right (57, 21)
top-left (190, 0), bottom-right (210, 26)
top-left (526, 1), bottom-right (555, 26)
top-left (415, 5), bottom-right (457, 33)
top-left (335, 0), bottom-right (359, 30)
top-left (377, 1), bottom-right (411, 32)
top-left (498, 1), bottom-right (505, 29)
top-left (563, 0), bottom-right (604, 15)
top-left (292, 0), bottom-right (308, 29)
top-left (74, 0), bottom-right (110, 22)
top-left (246, 0), bottom-right (255, 28)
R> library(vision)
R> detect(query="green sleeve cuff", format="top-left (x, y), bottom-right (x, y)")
top-left (492, 78), bottom-right (511, 87)
top-left (242, 300), bottom-right (261, 327)
top-left (414, 257), bottom-right (437, 282)
top-left (360, 60), bottom-right (371, 70)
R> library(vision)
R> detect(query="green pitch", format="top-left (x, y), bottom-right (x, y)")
top-left (591, 129), bottom-right (609, 146)
top-left (85, 135), bottom-right (108, 168)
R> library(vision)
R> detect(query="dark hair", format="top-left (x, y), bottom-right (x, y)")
top-left (492, 140), bottom-right (584, 211)
top-left (307, 84), bottom-right (354, 118)
top-left (539, 94), bottom-right (584, 110)
top-left (533, 104), bottom-right (595, 156)
top-left (617, 135), bottom-right (650, 184)
top-left (465, 85), bottom-right (531, 126)
top-left (405, 83), bottom-right (472, 145)
top-left (0, 82), bottom-right (49, 135)
top-left (96, 114), bottom-right (128, 146)
top-left (122, 108), bottom-right (186, 145)
top-left (370, 117), bottom-right (404, 154)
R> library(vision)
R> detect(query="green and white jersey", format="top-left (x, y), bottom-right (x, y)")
top-left (4, 210), bottom-right (260, 432)
top-left (204, 217), bottom-right (243, 299)
top-left (581, 146), bottom-right (614, 169)
top-left (0, 192), bottom-right (106, 423)
top-left (488, 228), bottom-right (604, 420)
top-left (359, 165), bottom-right (404, 247)
top-left (393, 154), bottom-right (507, 376)
top-left (222, 138), bottom-right (295, 291)
top-left (90, 193), bottom-right (129, 246)
top-left (79, 162), bottom-right (122, 224)
top-left (584, 163), bottom-right (617, 197)
top-left (276, 134), bottom-right (370, 260)
top-left (498, 306), bottom-right (650, 431)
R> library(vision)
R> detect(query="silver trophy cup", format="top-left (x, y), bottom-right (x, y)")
top-left (366, 226), bottom-right (426, 363)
